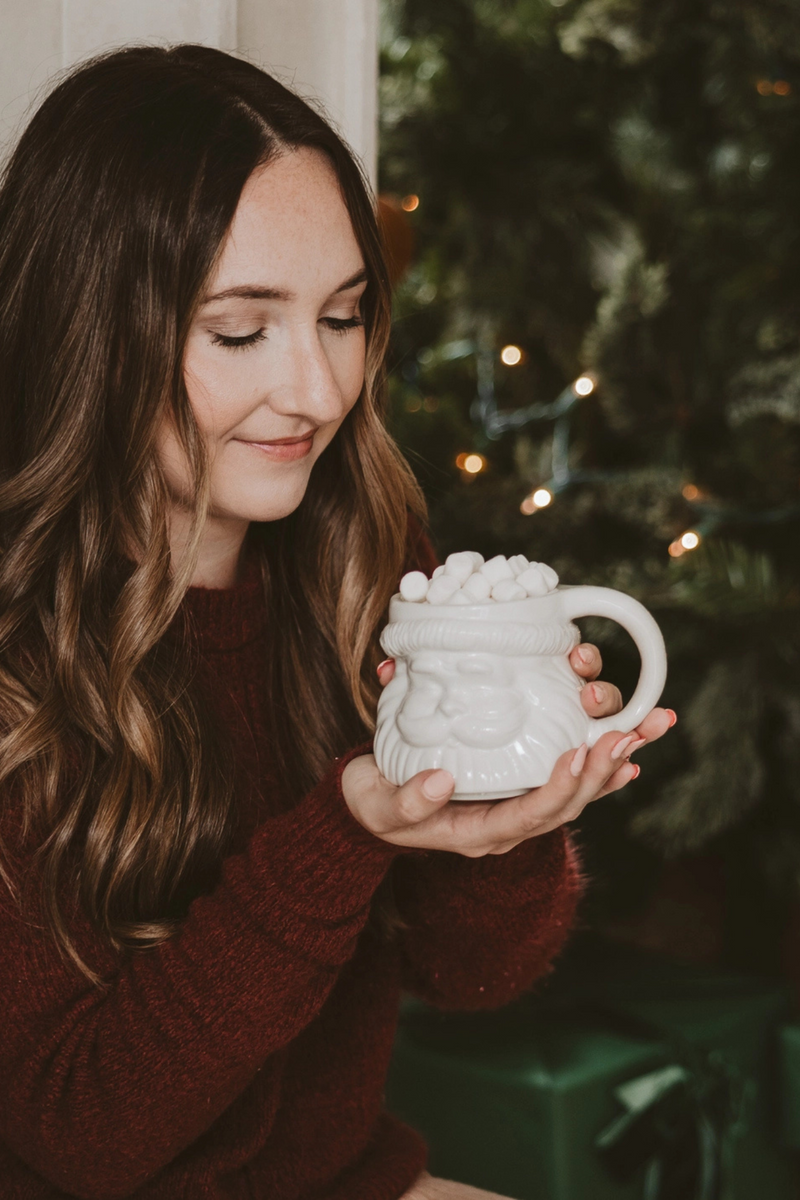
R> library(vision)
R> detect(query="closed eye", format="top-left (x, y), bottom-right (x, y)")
top-left (321, 316), bottom-right (365, 334)
top-left (211, 329), bottom-right (266, 350)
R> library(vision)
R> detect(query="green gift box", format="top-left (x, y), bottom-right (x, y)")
top-left (778, 1023), bottom-right (800, 1149)
top-left (386, 937), bottom-right (793, 1200)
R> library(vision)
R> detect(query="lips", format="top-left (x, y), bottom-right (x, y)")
top-left (238, 432), bottom-right (316, 462)
top-left (240, 430), bottom-right (317, 446)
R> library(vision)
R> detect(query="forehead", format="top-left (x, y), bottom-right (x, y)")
top-left (209, 147), bottom-right (362, 293)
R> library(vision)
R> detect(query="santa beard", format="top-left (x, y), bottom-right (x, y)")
top-left (374, 665), bottom-right (588, 800)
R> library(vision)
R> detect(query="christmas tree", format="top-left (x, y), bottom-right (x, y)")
top-left (379, 0), bottom-right (800, 978)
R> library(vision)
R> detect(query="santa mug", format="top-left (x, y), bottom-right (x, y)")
top-left (374, 552), bottom-right (667, 800)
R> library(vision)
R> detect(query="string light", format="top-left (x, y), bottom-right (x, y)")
top-left (774, 80), bottom-right (792, 95)
top-left (573, 374), bottom-right (596, 396)
top-left (401, 194), bottom-right (420, 211)
top-left (459, 453), bottom-right (486, 475)
top-left (532, 487), bottom-right (553, 507)
top-left (756, 79), bottom-right (792, 96)
top-left (520, 495), bottom-right (538, 515)
top-left (681, 531), bottom-right (701, 550)
top-left (682, 484), bottom-right (701, 501)
top-left (500, 344), bottom-right (523, 366)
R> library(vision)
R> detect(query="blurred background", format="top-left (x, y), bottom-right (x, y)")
top-left (377, 3), bottom-right (800, 1196)
top-left (378, 0), bottom-right (800, 989)
top-left (3, 0), bottom-right (800, 1194)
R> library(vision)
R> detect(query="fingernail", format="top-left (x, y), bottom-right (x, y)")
top-left (629, 763), bottom-right (641, 780)
top-left (422, 770), bottom-right (454, 800)
top-left (570, 743), bottom-right (588, 777)
top-left (591, 683), bottom-right (605, 705)
top-left (376, 658), bottom-right (394, 676)
top-left (578, 647), bottom-right (593, 664)
top-left (625, 737), bottom-right (647, 758)
top-left (611, 734), bottom-right (635, 760)
top-left (666, 709), bottom-right (678, 728)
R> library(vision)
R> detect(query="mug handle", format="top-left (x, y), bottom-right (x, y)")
top-left (559, 586), bottom-right (668, 747)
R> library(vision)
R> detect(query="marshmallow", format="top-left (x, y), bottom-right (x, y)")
top-left (399, 570), bottom-right (429, 602)
top-left (508, 554), bottom-right (529, 577)
top-left (426, 574), bottom-right (461, 605)
top-left (535, 562), bottom-right (559, 590)
top-left (491, 579), bottom-right (527, 603)
top-left (461, 572), bottom-right (492, 602)
top-left (467, 551), bottom-right (485, 569)
top-left (480, 555), bottom-right (514, 585)
top-left (517, 565), bottom-right (550, 597)
top-left (432, 565), bottom-right (446, 578)
top-left (448, 589), bottom-right (472, 605)
top-left (444, 551), bottom-right (476, 585)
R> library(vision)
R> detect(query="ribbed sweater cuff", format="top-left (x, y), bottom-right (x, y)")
top-left (410, 826), bottom-right (584, 906)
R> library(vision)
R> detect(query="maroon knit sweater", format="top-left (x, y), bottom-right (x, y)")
top-left (0, 526), bottom-right (583, 1199)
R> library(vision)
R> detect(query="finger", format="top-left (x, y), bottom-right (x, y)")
top-left (376, 658), bottom-right (396, 687)
top-left (580, 681), bottom-right (623, 718)
top-left (391, 767), bottom-right (456, 828)
top-left (569, 643), bottom-right (602, 681)
top-left (475, 746), bottom-right (587, 843)
top-left (568, 729), bottom-right (639, 808)
top-left (596, 760), bottom-right (641, 798)
top-left (632, 707), bottom-right (676, 743)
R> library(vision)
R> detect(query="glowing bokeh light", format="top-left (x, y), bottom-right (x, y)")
top-left (463, 454), bottom-right (485, 474)
top-left (520, 495), bottom-right (537, 515)
top-left (680, 531), bottom-right (701, 550)
top-left (668, 540), bottom-right (685, 558)
top-left (500, 345), bottom-right (523, 366)
top-left (774, 80), bottom-right (792, 95)
top-left (401, 194), bottom-right (420, 211)
top-left (573, 374), bottom-right (596, 396)
top-left (682, 484), bottom-right (700, 501)
top-left (532, 487), bottom-right (553, 508)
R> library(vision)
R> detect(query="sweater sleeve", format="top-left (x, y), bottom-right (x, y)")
top-left (392, 827), bottom-right (585, 1011)
top-left (0, 744), bottom-right (404, 1199)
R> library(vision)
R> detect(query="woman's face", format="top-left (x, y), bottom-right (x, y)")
top-left (160, 147), bottom-right (367, 545)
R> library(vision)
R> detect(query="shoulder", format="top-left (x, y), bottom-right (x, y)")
top-left (403, 511), bottom-right (440, 577)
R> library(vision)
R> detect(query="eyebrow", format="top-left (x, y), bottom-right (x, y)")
top-left (201, 267), bottom-right (368, 305)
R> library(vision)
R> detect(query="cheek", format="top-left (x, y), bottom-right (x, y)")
top-left (328, 332), bottom-right (366, 406)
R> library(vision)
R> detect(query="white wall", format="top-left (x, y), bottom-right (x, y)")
top-left (0, 0), bottom-right (378, 182)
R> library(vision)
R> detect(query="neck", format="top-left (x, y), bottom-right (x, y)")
top-left (168, 507), bottom-right (251, 589)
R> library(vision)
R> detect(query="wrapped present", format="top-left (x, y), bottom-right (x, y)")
top-left (778, 1023), bottom-right (800, 1149)
top-left (386, 936), bottom-right (793, 1200)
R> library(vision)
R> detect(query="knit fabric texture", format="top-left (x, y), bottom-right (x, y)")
top-left (0, 522), bottom-right (583, 1199)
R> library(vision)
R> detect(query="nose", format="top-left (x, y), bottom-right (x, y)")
top-left (268, 324), bottom-right (350, 427)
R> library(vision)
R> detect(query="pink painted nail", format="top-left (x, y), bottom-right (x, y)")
top-left (629, 763), bottom-right (641, 780)
top-left (611, 734), bottom-right (636, 760)
top-left (578, 646), bottom-right (593, 664)
top-left (591, 683), bottom-right (606, 705)
top-left (376, 658), bottom-right (394, 676)
top-left (666, 709), bottom-right (678, 728)
top-left (570, 743), bottom-right (588, 777)
top-left (625, 737), bottom-right (647, 758)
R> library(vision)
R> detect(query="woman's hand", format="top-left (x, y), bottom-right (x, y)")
top-left (340, 645), bottom-right (675, 855)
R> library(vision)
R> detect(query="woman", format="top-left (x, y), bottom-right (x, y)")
top-left (0, 45), bottom-right (673, 1199)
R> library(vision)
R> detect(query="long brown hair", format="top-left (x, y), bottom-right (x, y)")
top-left (0, 45), bottom-right (425, 981)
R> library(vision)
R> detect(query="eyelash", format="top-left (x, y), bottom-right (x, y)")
top-left (210, 315), bottom-right (365, 351)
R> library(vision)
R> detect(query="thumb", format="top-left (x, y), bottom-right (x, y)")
top-left (393, 768), bottom-right (456, 826)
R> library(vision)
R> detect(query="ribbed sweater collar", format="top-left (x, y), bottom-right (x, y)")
top-left (178, 535), bottom-right (268, 653)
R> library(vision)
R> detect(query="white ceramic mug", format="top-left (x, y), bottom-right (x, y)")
top-left (374, 583), bottom-right (667, 800)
